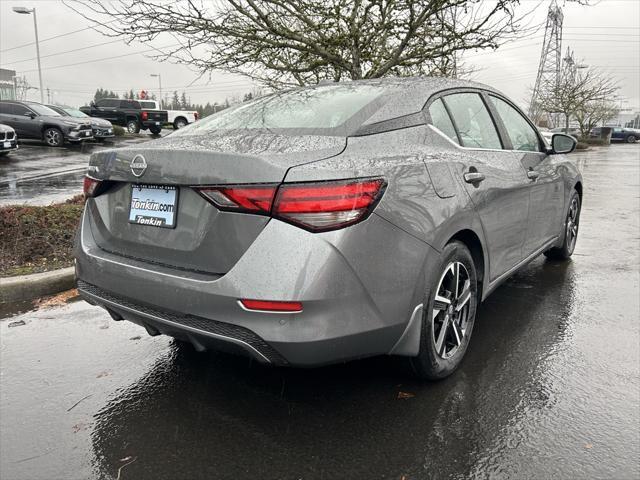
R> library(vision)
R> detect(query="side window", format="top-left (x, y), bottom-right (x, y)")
top-left (428, 98), bottom-right (459, 144)
top-left (12, 104), bottom-right (31, 116)
top-left (97, 99), bottom-right (116, 108)
top-left (442, 93), bottom-right (502, 149)
top-left (0, 103), bottom-right (10, 114)
top-left (490, 96), bottom-right (541, 152)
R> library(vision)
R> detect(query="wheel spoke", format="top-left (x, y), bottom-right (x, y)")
top-left (435, 316), bottom-right (449, 354)
top-left (450, 319), bottom-right (462, 346)
top-left (455, 263), bottom-right (461, 297)
top-left (456, 280), bottom-right (471, 312)
top-left (434, 294), bottom-right (451, 311)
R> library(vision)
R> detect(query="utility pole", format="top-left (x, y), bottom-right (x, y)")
top-left (150, 74), bottom-right (162, 108)
top-left (529, 0), bottom-right (563, 127)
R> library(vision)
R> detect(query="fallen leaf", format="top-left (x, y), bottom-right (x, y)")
top-left (397, 391), bottom-right (415, 400)
top-left (96, 371), bottom-right (111, 378)
top-left (585, 443), bottom-right (593, 449)
top-left (8, 320), bottom-right (26, 328)
top-left (129, 336), bottom-right (141, 341)
top-left (34, 289), bottom-right (79, 309)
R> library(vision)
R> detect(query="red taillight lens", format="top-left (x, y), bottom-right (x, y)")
top-left (196, 185), bottom-right (277, 214)
top-left (195, 177), bottom-right (386, 232)
top-left (142, 111), bottom-right (148, 121)
top-left (273, 178), bottom-right (386, 231)
top-left (240, 299), bottom-right (303, 313)
top-left (83, 176), bottom-right (102, 198)
top-left (194, 112), bottom-right (199, 121)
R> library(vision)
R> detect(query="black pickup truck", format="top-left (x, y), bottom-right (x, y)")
top-left (80, 98), bottom-right (168, 134)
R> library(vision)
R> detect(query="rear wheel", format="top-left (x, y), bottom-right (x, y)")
top-left (43, 127), bottom-right (64, 147)
top-left (410, 241), bottom-right (478, 380)
top-left (126, 120), bottom-right (140, 134)
top-left (149, 125), bottom-right (162, 135)
top-left (626, 135), bottom-right (637, 143)
top-left (173, 117), bottom-right (187, 129)
top-left (544, 189), bottom-right (581, 260)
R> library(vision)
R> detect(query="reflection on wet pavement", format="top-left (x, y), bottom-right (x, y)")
top-left (1, 145), bottom-right (638, 479)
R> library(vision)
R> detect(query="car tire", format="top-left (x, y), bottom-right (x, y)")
top-left (173, 117), bottom-right (187, 129)
top-left (410, 241), bottom-right (478, 380)
top-left (126, 120), bottom-right (140, 134)
top-left (43, 127), bottom-right (64, 147)
top-left (626, 135), bottom-right (637, 143)
top-left (149, 125), bottom-right (162, 135)
top-left (544, 189), bottom-right (581, 261)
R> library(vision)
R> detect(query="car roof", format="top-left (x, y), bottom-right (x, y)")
top-left (310, 76), bottom-right (503, 126)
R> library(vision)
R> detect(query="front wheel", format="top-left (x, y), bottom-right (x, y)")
top-left (626, 135), bottom-right (637, 143)
top-left (410, 241), bottom-right (478, 380)
top-left (43, 127), bottom-right (64, 147)
top-left (126, 120), bottom-right (140, 134)
top-left (544, 189), bottom-right (581, 260)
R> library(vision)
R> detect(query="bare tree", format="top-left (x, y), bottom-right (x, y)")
top-left (535, 65), bottom-right (618, 136)
top-left (574, 100), bottom-right (619, 138)
top-left (66, 0), bottom-right (547, 88)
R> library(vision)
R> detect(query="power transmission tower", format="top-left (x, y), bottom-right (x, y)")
top-left (529, 0), bottom-right (563, 126)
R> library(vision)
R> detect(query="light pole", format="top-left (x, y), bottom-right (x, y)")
top-left (150, 74), bottom-right (162, 108)
top-left (12, 6), bottom-right (44, 104)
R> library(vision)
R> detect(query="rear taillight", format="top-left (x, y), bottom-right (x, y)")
top-left (194, 112), bottom-right (199, 121)
top-left (83, 176), bottom-right (102, 198)
top-left (273, 178), bottom-right (386, 231)
top-left (142, 111), bottom-right (148, 121)
top-left (195, 177), bottom-right (386, 232)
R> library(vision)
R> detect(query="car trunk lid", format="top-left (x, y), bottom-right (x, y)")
top-left (85, 132), bottom-right (346, 274)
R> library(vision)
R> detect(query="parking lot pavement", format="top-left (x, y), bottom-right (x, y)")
top-left (1, 145), bottom-right (639, 480)
top-left (0, 131), bottom-right (172, 206)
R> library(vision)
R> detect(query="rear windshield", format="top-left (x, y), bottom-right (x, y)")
top-left (175, 84), bottom-right (388, 137)
top-left (139, 101), bottom-right (156, 109)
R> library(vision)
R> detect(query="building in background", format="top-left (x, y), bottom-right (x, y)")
top-left (0, 68), bottom-right (17, 100)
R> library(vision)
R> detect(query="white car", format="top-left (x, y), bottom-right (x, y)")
top-left (138, 100), bottom-right (198, 129)
top-left (0, 123), bottom-right (18, 156)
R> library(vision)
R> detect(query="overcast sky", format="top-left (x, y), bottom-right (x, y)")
top-left (1, 0), bottom-right (638, 113)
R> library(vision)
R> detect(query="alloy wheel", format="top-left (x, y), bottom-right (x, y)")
top-left (566, 196), bottom-right (580, 252)
top-left (432, 261), bottom-right (473, 359)
top-left (176, 119), bottom-right (187, 129)
top-left (45, 129), bottom-right (61, 146)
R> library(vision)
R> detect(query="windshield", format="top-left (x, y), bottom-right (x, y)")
top-left (30, 104), bottom-right (62, 116)
top-left (175, 84), bottom-right (387, 137)
top-left (62, 108), bottom-right (89, 118)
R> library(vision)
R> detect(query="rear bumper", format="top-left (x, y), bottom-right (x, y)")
top-left (74, 206), bottom-right (433, 366)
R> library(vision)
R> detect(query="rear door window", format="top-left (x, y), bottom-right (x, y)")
top-left (442, 93), bottom-right (502, 149)
top-left (11, 104), bottom-right (31, 116)
top-left (428, 98), bottom-right (459, 144)
top-left (489, 96), bottom-right (541, 152)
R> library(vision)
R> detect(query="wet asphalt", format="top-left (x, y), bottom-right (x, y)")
top-left (1, 145), bottom-right (639, 480)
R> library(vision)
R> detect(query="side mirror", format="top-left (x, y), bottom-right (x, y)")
top-left (551, 133), bottom-right (577, 154)
top-left (24, 112), bottom-right (36, 119)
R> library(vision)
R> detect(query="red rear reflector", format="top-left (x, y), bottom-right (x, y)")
top-left (240, 299), bottom-right (303, 313)
top-left (83, 176), bottom-right (102, 198)
top-left (195, 177), bottom-right (386, 232)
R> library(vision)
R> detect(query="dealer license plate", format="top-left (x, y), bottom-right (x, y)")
top-left (129, 184), bottom-right (178, 228)
top-left (3, 142), bottom-right (11, 148)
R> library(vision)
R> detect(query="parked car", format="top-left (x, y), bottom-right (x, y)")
top-left (75, 78), bottom-right (582, 380)
top-left (538, 126), bottom-right (552, 146)
top-left (0, 123), bottom-right (18, 156)
top-left (591, 126), bottom-right (639, 143)
top-left (0, 100), bottom-right (93, 147)
top-left (46, 105), bottom-right (115, 141)
top-left (138, 99), bottom-right (198, 129)
top-left (80, 98), bottom-right (168, 135)
top-left (551, 126), bottom-right (581, 138)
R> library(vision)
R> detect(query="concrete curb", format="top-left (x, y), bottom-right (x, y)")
top-left (0, 267), bottom-right (75, 303)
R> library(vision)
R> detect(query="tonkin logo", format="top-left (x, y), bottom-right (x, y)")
top-left (130, 154), bottom-right (147, 177)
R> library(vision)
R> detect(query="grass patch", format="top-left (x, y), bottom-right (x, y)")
top-left (113, 125), bottom-right (125, 136)
top-left (0, 195), bottom-right (84, 277)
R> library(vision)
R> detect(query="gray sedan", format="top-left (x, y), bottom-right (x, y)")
top-left (75, 77), bottom-right (582, 379)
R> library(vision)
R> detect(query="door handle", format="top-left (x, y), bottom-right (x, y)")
top-left (464, 171), bottom-right (485, 184)
top-left (527, 169), bottom-right (540, 181)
